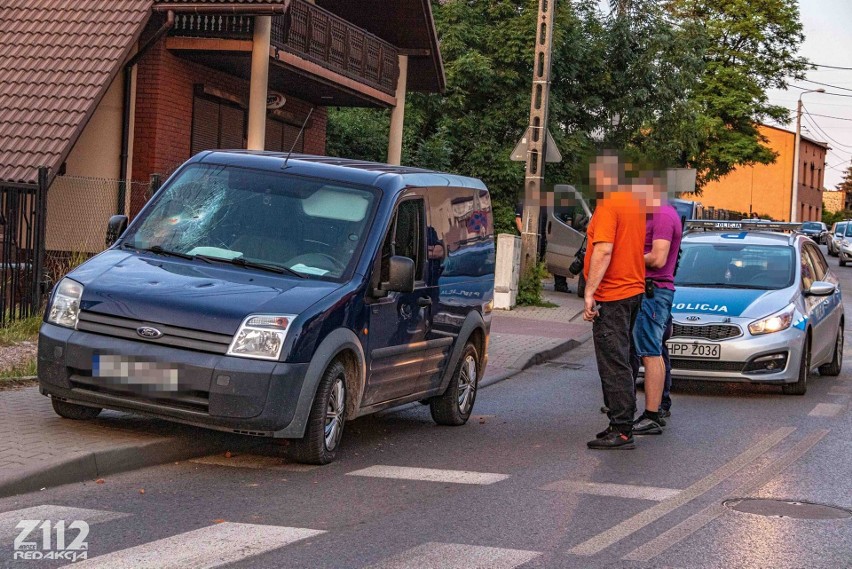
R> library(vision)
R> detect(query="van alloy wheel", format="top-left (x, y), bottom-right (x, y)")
top-left (324, 376), bottom-right (346, 451)
top-left (431, 342), bottom-right (479, 426)
top-left (457, 354), bottom-right (477, 415)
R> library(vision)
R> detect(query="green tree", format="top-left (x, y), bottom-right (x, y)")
top-left (836, 163), bottom-right (852, 193)
top-left (668, 0), bottom-right (810, 188)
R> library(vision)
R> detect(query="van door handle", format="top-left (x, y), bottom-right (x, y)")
top-left (417, 296), bottom-right (432, 307)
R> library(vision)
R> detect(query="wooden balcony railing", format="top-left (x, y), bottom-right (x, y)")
top-left (170, 1), bottom-right (399, 97)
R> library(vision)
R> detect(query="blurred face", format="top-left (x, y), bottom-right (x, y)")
top-left (590, 155), bottom-right (620, 199)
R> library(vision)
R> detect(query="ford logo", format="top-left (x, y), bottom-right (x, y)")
top-left (686, 316), bottom-right (700, 321)
top-left (136, 326), bottom-right (164, 339)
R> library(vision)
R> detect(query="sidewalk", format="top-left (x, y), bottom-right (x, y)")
top-left (0, 282), bottom-right (591, 498)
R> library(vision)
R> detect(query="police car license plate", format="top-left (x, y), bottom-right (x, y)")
top-left (667, 342), bottom-right (721, 360)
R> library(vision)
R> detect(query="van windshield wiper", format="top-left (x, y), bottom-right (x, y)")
top-left (122, 243), bottom-right (195, 260)
top-left (194, 255), bottom-right (306, 278)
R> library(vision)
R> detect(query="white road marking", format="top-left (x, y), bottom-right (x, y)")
top-left (568, 426), bottom-right (795, 556)
top-left (366, 542), bottom-right (541, 569)
top-left (541, 480), bottom-right (680, 502)
top-left (347, 465), bottom-right (510, 485)
top-left (66, 522), bottom-right (324, 569)
top-left (624, 430), bottom-right (829, 562)
top-left (808, 403), bottom-right (845, 417)
top-left (0, 505), bottom-right (128, 542)
top-left (190, 454), bottom-right (318, 471)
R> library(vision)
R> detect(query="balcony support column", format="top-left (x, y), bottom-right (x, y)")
top-left (247, 15), bottom-right (272, 150)
top-left (387, 54), bottom-right (408, 165)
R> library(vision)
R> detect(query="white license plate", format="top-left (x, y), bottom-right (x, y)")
top-left (93, 355), bottom-right (179, 391)
top-left (667, 342), bottom-right (721, 360)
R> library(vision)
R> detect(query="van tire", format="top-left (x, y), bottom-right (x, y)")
top-left (430, 343), bottom-right (479, 426)
top-left (287, 359), bottom-right (347, 465)
top-left (576, 274), bottom-right (586, 298)
top-left (51, 399), bottom-right (101, 420)
top-left (554, 275), bottom-right (569, 293)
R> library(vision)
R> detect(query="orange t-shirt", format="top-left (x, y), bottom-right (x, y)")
top-left (583, 191), bottom-right (646, 302)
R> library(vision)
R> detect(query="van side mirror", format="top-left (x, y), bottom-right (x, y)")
top-left (106, 215), bottom-right (128, 247)
top-left (381, 256), bottom-right (415, 293)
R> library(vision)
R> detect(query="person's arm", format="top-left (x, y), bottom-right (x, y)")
top-left (644, 239), bottom-right (671, 269)
top-left (515, 214), bottom-right (523, 233)
top-left (583, 242), bottom-right (613, 320)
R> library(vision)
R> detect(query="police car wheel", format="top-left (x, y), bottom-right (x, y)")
top-left (51, 399), bottom-right (101, 421)
top-left (782, 340), bottom-right (810, 395)
top-left (287, 359), bottom-right (348, 465)
top-left (818, 326), bottom-right (843, 377)
top-left (430, 343), bottom-right (479, 426)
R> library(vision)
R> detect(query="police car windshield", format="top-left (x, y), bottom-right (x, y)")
top-left (675, 243), bottom-right (795, 290)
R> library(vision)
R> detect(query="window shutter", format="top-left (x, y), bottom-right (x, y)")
top-left (191, 96), bottom-right (219, 155)
top-left (219, 104), bottom-right (245, 149)
top-left (265, 118), bottom-right (284, 152)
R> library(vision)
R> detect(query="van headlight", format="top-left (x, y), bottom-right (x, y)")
top-left (748, 304), bottom-right (795, 336)
top-left (47, 278), bottom-right (83, 329)
top-left (227, 315), bottom-right (297, 360)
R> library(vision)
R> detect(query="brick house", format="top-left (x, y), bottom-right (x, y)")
top-left (0, 0), bottom-right (444, 251)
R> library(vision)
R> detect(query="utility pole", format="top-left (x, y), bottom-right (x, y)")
top-left (519, 0), bottom-right (556, 277)
top-left (790, 88), bottom-right (824, 222)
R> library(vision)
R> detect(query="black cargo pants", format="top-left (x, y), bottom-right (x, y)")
top-left (593, 293), bottom-right (643, 434)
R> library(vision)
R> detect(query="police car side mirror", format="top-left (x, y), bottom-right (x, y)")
top-left (806, 281), bottom-right (835, 297)
top-left (381, 256), bottom-right (415, 293)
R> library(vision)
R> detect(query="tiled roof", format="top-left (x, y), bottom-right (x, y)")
top-left (0, 0), bottom-right (152, 186)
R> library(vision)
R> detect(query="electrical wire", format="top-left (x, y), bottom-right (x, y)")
top-left (801, 79), bottom-right (852, 93)
top-left (812, 63), bottom-right (852, 71)
top-left (802, 108), bottom-right (852, 151)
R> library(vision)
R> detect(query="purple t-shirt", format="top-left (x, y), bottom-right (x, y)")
top-left (645, 203), bottom-right (683, 290)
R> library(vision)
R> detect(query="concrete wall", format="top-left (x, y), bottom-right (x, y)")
top-left (689, 125), bottom-right (827, 222)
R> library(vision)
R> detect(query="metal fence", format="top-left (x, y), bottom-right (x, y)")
top-left (0, 169), bottom-right (161, 327)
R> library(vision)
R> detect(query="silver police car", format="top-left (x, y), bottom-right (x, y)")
top-left (668, 221), bottom-right (844, 394)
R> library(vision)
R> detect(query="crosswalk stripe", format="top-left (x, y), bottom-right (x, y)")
top-left (366, 542), bottom-right (541, 569)
top-left (808, 403), bottom-right (845, 417)
top-left (541, 480), bottom-right (680, 501)
top-left (347, 466), bottom-right (510, 485)
top-left (0, 505), bottom-right (128, 543)
top-left (66, 522), bottom-right (324, 569)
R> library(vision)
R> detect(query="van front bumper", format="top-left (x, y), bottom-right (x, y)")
top-left (38, 323), bottom-right (310, 437)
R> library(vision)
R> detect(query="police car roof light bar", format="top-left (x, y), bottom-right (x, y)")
top-left (685, 220), bottom-right (802, 233)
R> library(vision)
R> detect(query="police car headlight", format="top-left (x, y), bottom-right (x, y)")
top-left (748, 304), bottom-right (795, 336)
top-left (227, 315), bottom-right (297, 360)
top-left (47, 278), bottom-right (83, 329)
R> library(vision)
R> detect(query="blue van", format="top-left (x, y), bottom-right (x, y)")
top-left (38, 152), bottom-right (494, 464)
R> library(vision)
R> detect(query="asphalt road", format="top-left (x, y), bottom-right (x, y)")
top-left (1, 245), bottom-right (850, 569)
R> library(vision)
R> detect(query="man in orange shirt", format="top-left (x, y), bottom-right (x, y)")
top-left (583, 155), bottom-right (647, 449)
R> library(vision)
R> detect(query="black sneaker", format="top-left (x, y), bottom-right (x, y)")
top-left (659, 409), bottom-right (671, 419)
top-left (600, 406), bottom-right (609, 414)
top-left (633, 417), bottom-right (663, 435)
top-left (588, 431), bottom-right (635, 449)
top-left (596, 426), bottom-right (616, 439)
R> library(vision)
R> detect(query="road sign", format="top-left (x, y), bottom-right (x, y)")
top-left (510, 128), bottom-right (562, 163)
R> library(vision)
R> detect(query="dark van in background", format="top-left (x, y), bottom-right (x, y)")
top-left (38, 152), bottom-right (494, 464)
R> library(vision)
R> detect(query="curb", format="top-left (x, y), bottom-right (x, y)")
top-left (0, 433), bottom-right (226, 500)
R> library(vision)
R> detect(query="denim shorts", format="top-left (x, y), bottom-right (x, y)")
top-left (632, 287), bottom-right (675, 357)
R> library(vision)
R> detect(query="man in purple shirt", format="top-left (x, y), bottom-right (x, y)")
top-left (631, 178), bottom-right (683, 435)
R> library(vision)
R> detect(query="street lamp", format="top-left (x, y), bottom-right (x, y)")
top-left (790, 88), bottom-right (825, 222)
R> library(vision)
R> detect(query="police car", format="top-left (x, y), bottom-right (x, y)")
top-left (668, 221), bottom-right (844, 395)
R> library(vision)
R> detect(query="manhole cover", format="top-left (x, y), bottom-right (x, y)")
top-left (724, 498), bottom-right (852, 520)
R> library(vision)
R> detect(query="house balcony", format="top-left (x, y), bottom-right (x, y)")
top-left (166, 0), bottom-right (399, 107)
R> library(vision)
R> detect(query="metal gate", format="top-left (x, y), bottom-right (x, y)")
top-left (0, 167), bottom-right (48, 327)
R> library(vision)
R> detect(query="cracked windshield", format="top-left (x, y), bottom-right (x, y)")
top-left (126, 164), bottom-right (377, 279)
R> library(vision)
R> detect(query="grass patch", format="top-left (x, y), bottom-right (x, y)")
top-left (0, 315), bottom-right (41, 346)
top-left (0, 358), bottom-right (36, 379)
top-left (516, 262), bottom-right (558, 307)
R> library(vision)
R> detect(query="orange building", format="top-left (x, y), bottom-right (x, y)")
top-left (688, 124), bottom-right (829, 221)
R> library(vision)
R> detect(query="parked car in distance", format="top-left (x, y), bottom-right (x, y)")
top-left (836, 222), bottom-right (852, 267)
top-left (828, 221), bottom-right (849, 257)
top-left (668, 221), bottom-right (843, 395)
top-left (38, 152), bottom-right (495, 464)
top-left (798, 221), bottom-right (828, 244)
